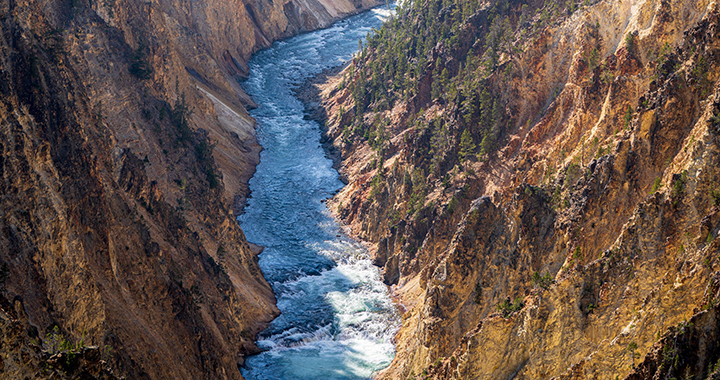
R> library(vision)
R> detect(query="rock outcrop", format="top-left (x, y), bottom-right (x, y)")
top-left (0, 295), bottom-right (120, 379)
top-left (314, 0), bottom-right (720, 378)
top-left (0, 0), bottom-right (381, 378)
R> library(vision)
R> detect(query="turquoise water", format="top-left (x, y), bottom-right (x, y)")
top-left (238, 6), bottom-right (399, 380)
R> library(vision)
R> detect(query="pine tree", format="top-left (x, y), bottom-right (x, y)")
top-left (459, 129), bottom-right (476, 161)
top-left (461, 88), bottom-right (477, 123)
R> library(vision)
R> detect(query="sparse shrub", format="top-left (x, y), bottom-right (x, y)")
top-left (497, 297), bottom-right (524, 317)
top-left (588, 47), bottom-right (600, 71)
top-left (369, 172), bottom-right (385, 199)
top-left (624, 106), bottom-right (633, 128)
top-left (670, 170), bottom-right (688, 207)
top-left (44, 326), bottom-right (87, 369)
top-left (195, 137), bottom-right (219, 189)
top-left (474, 283), bottom-right (482, 304)
top-left (446, 195), bottom-right (458, 214)
top-left (129, 45), bottom-right (153, 80)
top-left (650, 177), bottom-right (663, 194)
top-left (627, 342), bottom-right (640, 364)
top-left (171, 93), bottom-right (193, 143)
top-left (532, 271), bottom-right (554, 289)
top-left (573, 246), bottom-right (582, 260)
top-left (624, 32), bottom-right (636, 52)
top-left (711, 187), bottom-right (720, 206)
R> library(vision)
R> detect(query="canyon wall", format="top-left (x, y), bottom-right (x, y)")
top-left (0, 0), bottom-right (380, 378)
top-left (314, 0), bottom-right (720, 378)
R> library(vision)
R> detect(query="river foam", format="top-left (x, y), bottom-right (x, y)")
top-left (239, 5), bottom-right (398, 380)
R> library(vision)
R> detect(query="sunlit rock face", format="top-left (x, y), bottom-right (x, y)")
top-left (0, 0), bottom-right (380, 378)
top-left (312, 0), bottom-right (720, 378)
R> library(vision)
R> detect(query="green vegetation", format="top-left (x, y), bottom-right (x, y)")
top-left (497, 296), bottom-right (524, 317)
top-left (474, 282), bottom-right (482, 304)
top-left (163, 89), bottom-right (220, 190)
top-left (650, 176), bottom-right (663, 194)
top-left (691, 54), bottom-right (712, 98)
top-left (565, 162), bottom-right (581, 188)
top-left (707, 356), bottom-right (720, 378)
top-left (445, 194), bottom-right (459, 214)
top-left (195, 136), bottom-right (219, 189)
top-left (45, 326), bottom-right (87, 368)
top-left (459, 129), bottom-right (476, 162)
top-left (601, 65), bottom-right (614, 84)
top-left (171, 92), bottom-right (193, 143)
top-left (129, 44), bottom-right (153, 80)
top-left (711, 111), bottom-right (720, 129)
top-left (338, 0), bottom-right (611, 240)
top-left (627, 341), bottom-right (640, 365)
top-left (662, 344), bottom-right (679, 371)
top-left (573, 246), bottom-right (582, 260)
top-left (711, 187), bottom-right (720, 206)
top-left (624, 105), bottom-right (633, 129)
top-left (684, 135), bottom-right (695, 153)
top-left (587, 47), bottom-right (600, 71)
top-left (624, 32), bottom-right (636, 52)
top-left (670, 170), bottom-right (688, 207)
top-left (174, 178), bottom-right (188, 190)
top-left (343, 0), bottom-right (592, 178)
top-left (407, 168), bottom-right (427, 216)
top-left (531, 271), bottom-right (554, 289)
top-left (653, 42), bottom-right (673, 79)
top-left (370, 171), bottom-right (386, 198)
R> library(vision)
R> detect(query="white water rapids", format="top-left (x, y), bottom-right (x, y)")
top-left (238, 6), bottom-right (400, 380)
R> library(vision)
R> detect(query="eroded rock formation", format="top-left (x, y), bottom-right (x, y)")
top-left (313, 0), bottom-right (720, 378)
top-left (0, 0), bottom-right (380, 378)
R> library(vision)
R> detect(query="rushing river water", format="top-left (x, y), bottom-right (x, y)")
top-left (238, 6), bottom-right (399, 380)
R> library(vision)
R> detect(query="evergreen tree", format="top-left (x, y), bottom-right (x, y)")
top-left (459, 129), bottom-right (476, 161)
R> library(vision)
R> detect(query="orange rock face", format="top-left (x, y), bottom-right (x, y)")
top-left (314, 0), bottom-right (720, 378)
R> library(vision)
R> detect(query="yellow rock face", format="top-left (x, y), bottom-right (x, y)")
top-left (314, 0), bottom-right (720, 378)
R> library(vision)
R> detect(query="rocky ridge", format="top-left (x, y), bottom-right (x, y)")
top-left (313, 0), bottom-right (720, 378)
top-left (0, 0), bottom-right (381, 378)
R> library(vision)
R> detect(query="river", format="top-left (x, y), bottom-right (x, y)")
top-left (238, 6), bottom-right (399, 380)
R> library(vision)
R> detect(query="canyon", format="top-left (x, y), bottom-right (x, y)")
top-left (4, 0), bottom-right (720, 378)
top-left (0, 0), bottom-right (380, 378)
top-left (311, 0), bottom-right (720, 378)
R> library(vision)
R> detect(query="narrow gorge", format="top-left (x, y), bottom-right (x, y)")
top-left (3, 0), bottom-right (720, 378)
top-left (237, 8), bottom-right (398, 379)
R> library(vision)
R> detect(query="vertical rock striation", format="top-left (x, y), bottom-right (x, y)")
top-left (0, 0), bottom-right (381, 378)
top-left (314, 0), bottom-right (720, 378)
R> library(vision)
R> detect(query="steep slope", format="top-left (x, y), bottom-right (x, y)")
top-left (0, 295), bottom-right (120, 379)
top-left (313, 0), bottom-right (720, 378)
top-left (0, 0), bottom-right (381, 378)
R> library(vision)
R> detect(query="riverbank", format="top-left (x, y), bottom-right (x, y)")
top-left (237, 7), bottom-right (399, 378)
top-left (306, 0), bottom-right (720, 378)
top-left (294, 62), bottom-right (351, 183)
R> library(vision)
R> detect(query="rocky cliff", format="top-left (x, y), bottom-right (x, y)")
top-left (0, 0), bottom-right (381, 378)
top-left (313, 0), bottom-right (720, 378)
